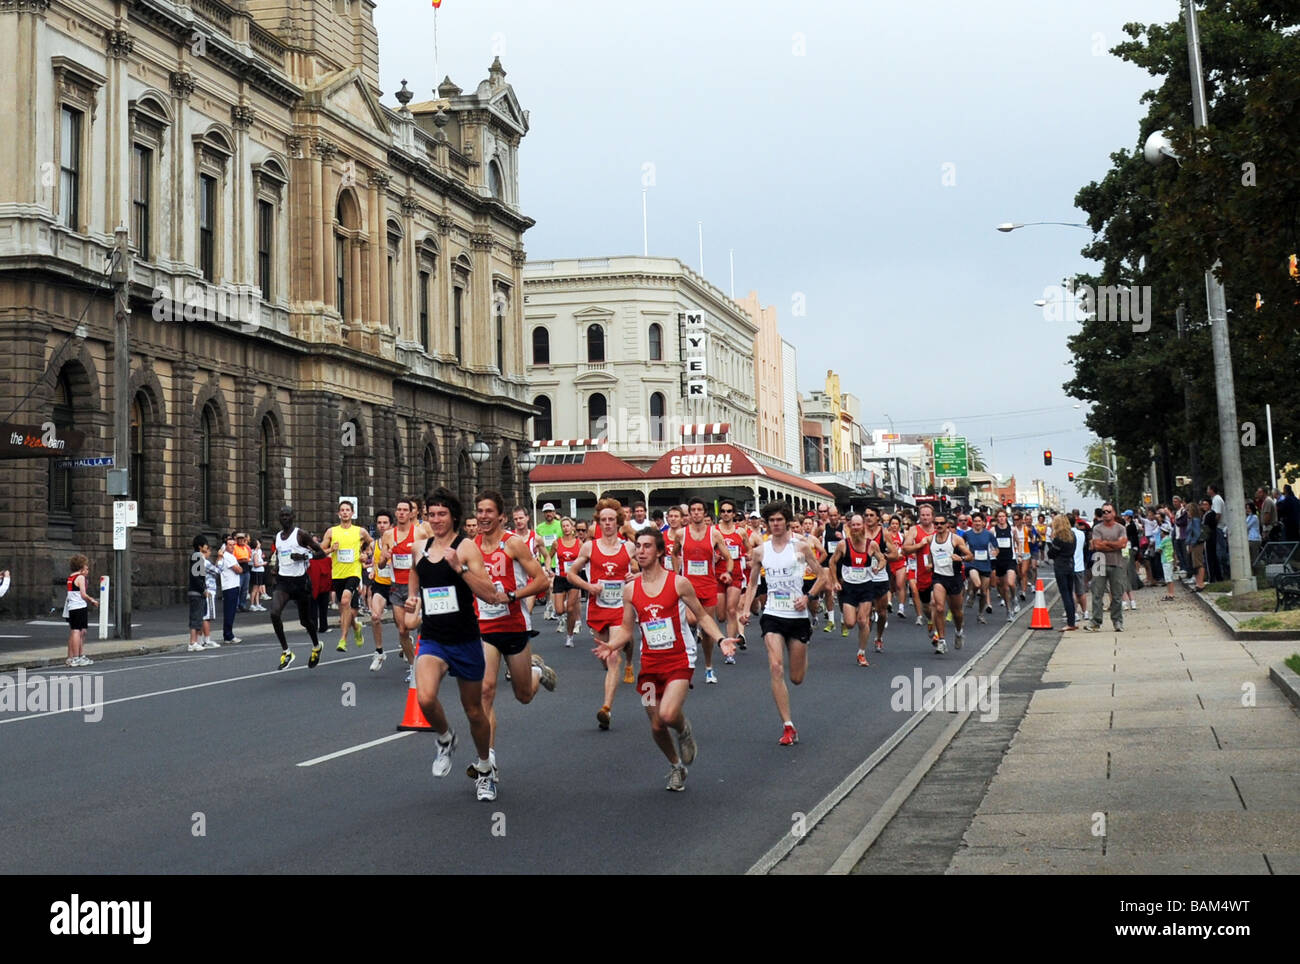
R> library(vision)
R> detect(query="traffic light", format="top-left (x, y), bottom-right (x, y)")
top-left (1068, 471), bottom-right (1075, 482)
top-left (1043, 450), bottom-right (1053, 466)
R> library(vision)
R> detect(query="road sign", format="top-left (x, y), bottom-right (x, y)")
top-left (112, 500), bottom-right (137, 549)
top-left (55, 456), bottom-right (114, 468)
top-left (933, 437), bottom-right (969, 478)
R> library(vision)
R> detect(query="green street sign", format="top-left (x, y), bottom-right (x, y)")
top-left (933, 437), bottom-right (969, 479)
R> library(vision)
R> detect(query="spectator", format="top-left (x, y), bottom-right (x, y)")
top-left (1246, 501), bottom-right (1261, 563)
top-left (1047, 514), bottom-right (1079, 630)
top-left (1159, 507), bottom-right (1177, 599)
top-left (1173, 495), bottom-right (1190, 576)
top-left (1074, 513), bottom-right (1092, 621)
top-left (1187, 501), bottom-right (1206, 591)
top-left (249, 538), bottom-right (267, 611)
top-left (1258, 487), bottom-right (1279, 543)
top-left (1141, 507), bottom-right (1160, 587)
top-left (1122, 510), bottom-right (1141, 609)
top-left (233, 532), bottom-right (252, 611)
top-left (219, 534), bottom-right (243, 644)
top-left (1279, 484), bottom-right (1300, 542)
top-left (1207, 484), bottom-right (1229, 579)
top-left (1201, 498), bottom-right (1221, 582)
top-left (1086, 504), bottom-right (1129, 632)
top-left (63, 553), bottom-right (98, 666)
top-left (187, 536), bottom-right (220, 651)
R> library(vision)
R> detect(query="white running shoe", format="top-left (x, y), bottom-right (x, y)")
top-left (475, 767), bottom-right (498, 802)
top-left (369, 651), bottom-right (386, 672)
top-left (187, 642), bottom-right (204, 652)
top-left (897, 604), bottom-right (905, 616)
top-left (1130, 600), bottom-right (1138, 611)
top-left (564, 636), bottom-right (574, 648)
top-left (1012, 603), bottom-right (1021, 615)
top-left (705, 668), bottom-right (717, 685)
top-left (666, 763), bottom-right (687, 792)
top-left (204, 640), bottom-right (222, 649)
top-left (404, 667), bottom-right (413, 683)
top-left (915, 615), bottom-right (923, 626)
top-left (432, 731), bottom-right (457, 778)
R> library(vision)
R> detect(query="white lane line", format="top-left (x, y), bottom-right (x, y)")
top-left (296, 731), bottom-right (415, 767)
top-left (0, 635), bottom-right (31, 639)
top-left (0, 652), bottom-right (375, 725)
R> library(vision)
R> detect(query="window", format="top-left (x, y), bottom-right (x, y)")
top-left (649, 323), bottom-right (663, 361)
top-left (335, 192), bottom-right (360, 320)
top-left (587, 324), bottom-right (605, 363)
top-left (256, 199), bottom-right (273, 299)
top-left (533, 395), bottom-right (552, 441)
top-left (422, 443), bottom-right (438, 494)
top-left (48, 373), bottom-right (74, 514)
top-left (130, 397), bottom-right (145, 508)
top-left (131, 145), bottom-right (151, 259)
top-left (453, 287), bottom-right (464, 360)
top-left (335, 234), bottom-right (347, 312)
top-left (418, 270), bottom-right (431, 351)
top-left (60, 106), bottom-right (82, 230)
top-left (488, 160), bottom-right (503, 199)
top-left (588, 393), bottom-right (607, 439)
top-left (258, 418), bottom-right (272, 527)
top-left (387, 252), bottom-right (395, 329)
top-left (650, 392), bottom-right (666, 442)
top-left (199, 174), bottom-right (216, 281)
top-left (532, 327), bottom-right (549, 365)
top-left (495, 294), bottom-right (505, 372)
top-left (199, 405), bottom-right (216, 524)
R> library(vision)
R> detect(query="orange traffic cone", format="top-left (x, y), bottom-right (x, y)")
top-left (1029, 578), bottom-right (1053, 630)
top-left (396, 661), bottom-right (433, 731)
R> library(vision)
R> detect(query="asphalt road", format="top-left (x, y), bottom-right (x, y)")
top-left (1, 592), bottom-right (1035, 874)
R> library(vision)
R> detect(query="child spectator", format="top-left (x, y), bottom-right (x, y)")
top-left (63, 554), bottom-right (98, 666)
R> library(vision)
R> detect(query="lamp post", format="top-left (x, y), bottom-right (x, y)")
top-left (1143, 0), bottom-right (1253, 596)
top-left (996, 221), bottom-right (1088, 233)
top-left (469, 439), bottom-right (491, 465)
top-left (517, 446), bottom-right (538, 507)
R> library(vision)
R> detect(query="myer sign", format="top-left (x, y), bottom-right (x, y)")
top-left (670, 453), bottom-right (732, 477)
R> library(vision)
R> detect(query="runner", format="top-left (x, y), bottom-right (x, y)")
top-left (367, 509), bottom-right (394, 671)
top-left (63, 554), bottom-right (98, 667)
top-left (861, 508), bottom-right (898, 651)
top-left (963, 511), bottom-right (996, 623)
top-left (902, 504), bottom-right (939, 639)
top-left (991, 508), bottom-right (1019, 618)
top-left (828, 512), bottom-right (894, 664)
top-left (510, 507), bottom-right (542, 617)
top-left (1013, 511), bottom-right (1031, 604)
top-left (673, 497), bottom-right (734, 684)
top-left (738, 501), bottom-right (826, 746)
top-left (552, 517), bottom-right (584, 646)
top-left (319, 500), bottom-right (374, 653)
top-left (594, 528), bottom-right (740, 790)
top-left (472, 490), bottom-right (557, 782)
top-left (566, 498), bottom-right (639, 729)
top-left (886, 514), bottom-right (909, 617)
top-left (820, 506), bottom-right (844, 633)
top-left (535, 502), bottom-right (563, 620)
top-left (625, 501), bottom-right (656, 534)
top-left (926, 513), bottom-right (974, 653)
top-left (663, 506), bottom-right (685, 572)
top-left (404, 487), bottom-right (506, 802)
top-left (268, 506), bottom-right (326, 669)
top-left (715, 498), bottom-right (756, 660)
top-left (378, 498), bottom-right (431, 681)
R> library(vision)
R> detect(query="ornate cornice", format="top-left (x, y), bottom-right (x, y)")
top-left (469, 233), bottom-right (494, 250)
top-left (511, 248), bottom-right (527, 268)
top-left (311, 137), bottom-right (337, 160)
top-left (368, 171), bottom-right (391, 190)
top-left (436, 215), bottom-right (455, 234)
top-left (169, 70), bottom-right (196, 100)
top-left (400, 195), bottom-right (420, 217)
top-left (286, 135), bottom-right (304, 158)
top-left (105, 29), bottom-right (135, 59)
top-left (231, 103), bottom-right (256, 130)
top-left (0, 0), bottom-right (52, 13)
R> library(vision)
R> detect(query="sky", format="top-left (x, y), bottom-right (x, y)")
top-left (372, 0), bottom-right (1181, 507)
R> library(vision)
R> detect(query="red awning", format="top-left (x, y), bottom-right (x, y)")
top-left (642, 444), bottom-right (834, 499)
top-left (528, 451), bottom-right (645, 484)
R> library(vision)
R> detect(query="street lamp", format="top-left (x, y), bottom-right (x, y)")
top-left (469, 439), bottom-right (492, 465)
top-left (517, 448), bottom-right (538, 473)
top-left (996, 221), bottom-right (1088, 233)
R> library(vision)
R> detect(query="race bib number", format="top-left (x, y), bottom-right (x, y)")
top-left (921, 553), bottom-right (931, 568)
top-left (377, 562), bottom-right (393, 580)
top-left (642, 617), bottom-right (676, 650)
top-left (597, 579), bottom-right (624, 608)
top-left (728, 543), bottom-right (741, 559)
top-left (997, 538), bottom-right (1011, 549)
top-left (769, 590), bottom-right (797, 613)
top-left (843, 566), bottom-right (869, 585)
top-left (974, 549), bottom-right (989, 561)
top-left (337, 548), bottom-right (356, 564)
top-left (827, 541), bottom-right (839, 556)
top-left (392, 552), bottom-right (412, 570)
top-left (422, 586), bottom-right (459, 616)
top-left (477, 581), bottom-right (509, 621)
top-left (907, 557), bottom-right (917, 572)
top-left (686, 559), bottom-right (709, 577)
top-left (543, 534), bottom-right (557, 547)
top-left (279, 549), bottom-right (295, 565)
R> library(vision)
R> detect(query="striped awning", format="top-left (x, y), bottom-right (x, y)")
top-left (679, 423), bottom-right (730, 436)
top-left (532, 439), bottom-right (607, 448)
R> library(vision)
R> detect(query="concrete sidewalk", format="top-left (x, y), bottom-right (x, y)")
top-left (948, 587), bottom-right (1300, 874)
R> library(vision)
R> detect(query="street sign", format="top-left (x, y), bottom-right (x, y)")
top-left (933, 437), bottom-right (969, 478)
top-left (112, 500), bottom-right (137, 549)
top-left (55, 456), bottom-right (114, 469)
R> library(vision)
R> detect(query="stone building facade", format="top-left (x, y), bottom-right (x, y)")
top-left (0, 0), bottom-right (535, 615)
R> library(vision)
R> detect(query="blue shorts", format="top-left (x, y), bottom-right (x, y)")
top-left (417, 635), bottom-right (485, 682)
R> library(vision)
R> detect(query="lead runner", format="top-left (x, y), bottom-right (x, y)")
top-left (594, 528), bottom-right (740, 791)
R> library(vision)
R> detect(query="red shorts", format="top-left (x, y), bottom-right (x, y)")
top-left (688, 575), bottom-right (718, 607)
top-left (586, 605), bottom-right (623, 633)
top-left (636, 666), bottom-right (694, 705)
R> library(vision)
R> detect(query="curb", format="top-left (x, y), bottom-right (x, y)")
top-left (0, 626), bottom-right (280, 672)
top-left (1188, 586), bottom-right (1300, 640)
top-left (1269, 659), bottom-right (1300, 711)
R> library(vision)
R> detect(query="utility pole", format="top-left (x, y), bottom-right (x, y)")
top-left (111, 227), bottom-right (132, 639)
top-left (1176, 303), bottom-right (1202, 497)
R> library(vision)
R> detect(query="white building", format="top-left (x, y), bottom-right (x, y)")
top-left (781, 339), bottom-right (800, 469)
top-left (523, 256), bottom-right (759, 467)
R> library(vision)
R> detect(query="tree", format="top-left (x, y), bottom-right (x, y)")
top-left (966, 443), bottom-right (988, 472)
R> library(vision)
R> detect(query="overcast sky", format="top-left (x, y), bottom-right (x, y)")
top-left (373, 0), bottom-right (1180, 506)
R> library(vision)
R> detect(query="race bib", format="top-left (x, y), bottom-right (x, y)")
top-left (769, 590), bottom-right (797, 613)
top-left (377, 562), bottom-right (393, 580)
top-left (337, 548), bottom-right (356, 563)
top-left (921, 553), bottom-right (931, 568)
top-left (728, 543), bottom-right (741, 558)
top-left (907, 557), bottom-right (917, 572)
top-left (997, 538), bottom-right (1011, 549)
top-left (597, 579), bottom-right (624, 609)
top-left (477, 581), bottom-right (509, 621)
top-left (827, 541), bottom-right (839, 556)
top-left (279, 548), bottom-right (295, 564)
top-left (974, 549), bottom-right (989, 561)
top-left (392, 552), bottom-right (412, 570)
top-left (642, 617), bottom-right (676, 650)
top-left (686, 559), bottom-right (709, 577)
top-left (843, 566), bottom-right (869, 585)
top-left (422, 585), bottom-right (459, 616)
top-left (543, 534), bottom-right (557, 547)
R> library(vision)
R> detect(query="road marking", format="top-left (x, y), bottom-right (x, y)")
top-left (296, 731), bottom-right (415, 767)
top-left (0, 635), bottom-right (31, 639)
top-left (0, 651), bottom-right (375, 725)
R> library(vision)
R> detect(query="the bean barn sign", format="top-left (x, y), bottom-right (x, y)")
top-left (0, 421), bottom-right (86, 459)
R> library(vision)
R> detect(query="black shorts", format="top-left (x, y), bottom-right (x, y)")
top-left (553, 576), bottom-right (572, 594)
top-left (276, 574), bottom-right (313, 599)
top-left (994, 559), bottom-right (1015, 577)
top-left (332, 577), bottom-right (360, 598)
top-left (759, 613), bottom-right (812, 643)
top-left (68, 608), bottom-right (89, 631)
top-left (932, 573), bottom-right (963, 596)
top-left (803, 578), bottom-right (817, 596)
top-left (919, 586), bottom-right (933, 606)
top-left (841, 581), bottom-right (888, 607)
top-left (370, 582), bottom-right (391, 603)
top-left (188, 594), bottom-right (206, 631)
top-left (483, 631), bottom-right (532, 656)
top-left (757, 578), bottom-right (768, 596)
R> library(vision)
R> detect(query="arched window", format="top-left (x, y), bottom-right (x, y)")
top-left (588, 392), bottom-right (607, 439)
top-left (457, 449), bottom-right (473, 511)
top-left (650, 392), bottom-right (666, 442)
top-left (532, 395), bottom-right (552, 441)
top-left (488, 159), bottom-right (504, 199)
top-left (48, 373), bottom-right (74, 514)
top-left (130, 396), bottom-right (145, 509)
top-left (532, 327), bottom-right (549, 365)
top-left (258, 417), bottom-right (273, 527)
top-left (587, 324), bottom-right (605, 363)
top-left (199, 404), bottom-right (216, 524)
top-left (495, 292), bottom-right (505, 372)
top-left (335, 191), bottom-right (360, 320)
top-left (422, 442), bottom-right (439, 495)
top-left (649, 323), bottom-right (663, 361)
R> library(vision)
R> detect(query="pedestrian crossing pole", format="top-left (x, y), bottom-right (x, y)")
top-left (111, 227), bottom-right (132, 640)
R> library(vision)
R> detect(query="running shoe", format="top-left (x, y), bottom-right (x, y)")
top-left (466, 748), bottom-right (499, 781)
top-left (369, 651), bottom-right (386, 672)
top-left (555, 620), bottom-right (565, 633)
top-left (705, 668), bottom-right (717, 684)
top-left (432, 730), bottom-right (457, 778)
top-left (666, 764), bottom-right (687, 792)
top-left (934, 638), bottom-right (947, 654)
top-left (978, 614), bottom-right (987, 624)
top-left (778, 724), bottom-right (799, 746)
top-left (897, 604), bottom-right (905, 616)
top-left (915, 615), bottom-right (923, 626)
top-left (475, 768), bottom-right (498, 802)
top-left (678, 717), bottom-right (697, 765)
top-left (404, 667), bottom-right (413, 683)
top-left (737, 636), bottom-right (747, 650)
top-left (336, 638), bottom-right (347, 653)
top-left (1013, 603), bottom-right (1022, 615)
top-left (723, 653), bottom-right (736, 665)
top-left (225, 637), bottom-right (241, 644)
top-left (596, 705), bottom-right (611, 730)
top-left (531, 653), bottom-right (557, 692)
top-left (279, 649), bottom-right (295, 670)
top-left (309, 644), bottom-right (323, 668)
top-left (354, 622), bottom-right (364, 647)
top-left (985, 604), bottom-right (993, 615)
top-left (955, 627), bottom-right (964, 649)
top-left (204, 640), bottom-right (221, 649)
top-left (1006, 611), bottom-right (1014, 623)
top-left (856, 652), bottom-right (868, 667)
top-left (564, 637), bottom-right (574, 648)
top-left (1018, 591), bottom-right (1026, 602)
top-left (1083, 623), bottom-right (1100, 633)
top-left (841, 625), bottom-right (849, 637)
top-left (187, 642), bottom-right (204, 652)
top-left (823, 621), bottom-right (833, 633)
top-left (623, 662), bottom-right (634, 685)
top-left (875, 639), bottom-right (884, 653)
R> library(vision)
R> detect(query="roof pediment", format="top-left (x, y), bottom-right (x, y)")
top-left (304, 67), bottom-right (391, 136)
top-left (488, 87), bottom-right (528, 134)
top-left (573, 305), bottom-right (615, 319)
